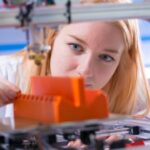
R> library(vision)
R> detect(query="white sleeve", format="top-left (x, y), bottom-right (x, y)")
top-left (0, 56), bottom-right (8, 79)
top-left (0, 55), bottom-right (22, 84)
top-left (0, 55), bottom-right (22, 121)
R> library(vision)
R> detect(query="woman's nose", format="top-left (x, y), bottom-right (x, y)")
top-left (77, 54), bottom-right (94, 77)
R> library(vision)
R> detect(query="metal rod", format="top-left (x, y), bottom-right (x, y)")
top-left (0, 2), bottom-right (150, 27)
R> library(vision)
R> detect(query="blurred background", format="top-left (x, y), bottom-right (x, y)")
top-left (0, 0), bottom-right (150, 77)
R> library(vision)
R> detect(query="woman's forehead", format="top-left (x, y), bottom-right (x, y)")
top-left (60, 22), bottom-right (122, 36)
top-left (59, 22), bottom-right (124, 45)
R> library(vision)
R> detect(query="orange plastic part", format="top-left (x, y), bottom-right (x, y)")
top-left (14, 76), bottom-right (109, 124)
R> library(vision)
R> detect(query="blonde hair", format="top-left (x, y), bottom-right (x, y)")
top-left (15, 0), bottom-right (150, 115)
top-left (103, 20), bottom-right (150, 115)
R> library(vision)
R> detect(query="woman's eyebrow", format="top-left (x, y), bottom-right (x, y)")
top-left (104, 49), bottom-right (119, 54)
top-left (68, 34), bottom-right (87, 45)
top-left (67, 34), bottom-right (119, 54)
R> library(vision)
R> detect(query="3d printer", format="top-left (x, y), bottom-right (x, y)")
top-left (1, 0), bottom-right (150, 149)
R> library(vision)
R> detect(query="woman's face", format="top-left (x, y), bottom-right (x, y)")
top-left (50, 22), bottom-right (125, 89)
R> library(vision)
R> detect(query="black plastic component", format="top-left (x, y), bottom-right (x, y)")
top-left (3, 0), bottom-right (8, 5)
top-left (80, 130), bottom-right (95, 145)
top-left (8, 133), bottom-right (38, 149)
top-left (95, 139), bottom-right (105, 150)
top-left (65, 0), bottom-right (71, 23)
top-left (16, 2), bottom-right (34, 26)
top-left (0, 135), bottom-right (5, 144)
top-left (84, 123), bottom-right (100, 131)
top-left (48, 134), bottom-right (57, 145)
top-left (110, 139), bottom-right (132, 149)
top-left (125, 126), bottom-right (141, 135)
top-left (0, 146), bottom-right (5, 150)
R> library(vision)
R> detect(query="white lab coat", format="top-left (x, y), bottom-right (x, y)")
top-left (0, 55), bottom-right (23, 119)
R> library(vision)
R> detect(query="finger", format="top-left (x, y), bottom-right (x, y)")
top-left (67, 141), bottom-right (74, 147)
top-left (5, 90), bottom-right (21, 101)
top-left (0, 78), bottom-right (20, 92)
top-left (0, 82), bottom-right (20, 100)
top-left (67, 139), bottom-right (87, 149)
top-left (0, 86), bottom-right (20, 105)
top-left (0, 87), bottom-right (16, 100)
top-left (105, 135), bottom-right (123, 144)
top-left (67, 140), bottom-right (81, 147)
top-left (74, 139), bottom-right (83, 147)
top-left (96, 135), bottom-right (109, 140)
top-left (0, 91), bottom-right (10, 105)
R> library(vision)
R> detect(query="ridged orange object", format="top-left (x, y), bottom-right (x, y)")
top-left (14, 76), bottom-right (109, 124)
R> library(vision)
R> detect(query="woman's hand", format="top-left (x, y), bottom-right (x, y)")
top-left (67, 134), bottom-right (135, 149)
top-left (0, 77), bottom-right (20, 106)
top-left (67, 139), bottom-right (87, 149)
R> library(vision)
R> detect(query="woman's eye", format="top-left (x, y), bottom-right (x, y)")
top-left (99, 54), bottom-right (115, 62)
top-left (68, 43), bottom-right (83, 53)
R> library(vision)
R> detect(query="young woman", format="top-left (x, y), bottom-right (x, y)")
top-left (0, 0), bottom-right (150, 119)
